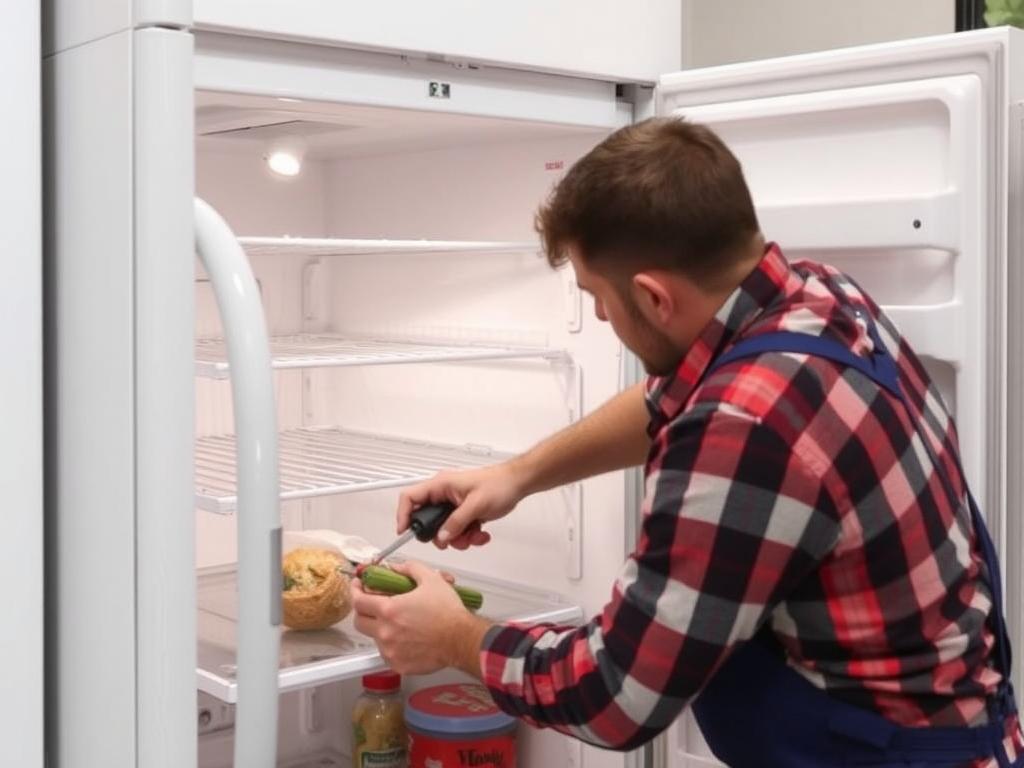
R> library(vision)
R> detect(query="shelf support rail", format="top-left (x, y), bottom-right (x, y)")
top-left (194, 198), bottom-right (281, 768)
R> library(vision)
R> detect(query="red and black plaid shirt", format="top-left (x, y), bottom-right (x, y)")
top-left (480, 244), bottom-right (1023, 763)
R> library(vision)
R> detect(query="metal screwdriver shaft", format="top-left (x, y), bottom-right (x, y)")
top-left (370, 502), bottom-right (456, 564)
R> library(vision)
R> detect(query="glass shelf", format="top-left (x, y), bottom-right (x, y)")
top-left (196, 562), bottom-right (583, 703)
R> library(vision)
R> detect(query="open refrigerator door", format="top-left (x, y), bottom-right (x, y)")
top-left (654, 27), bottom-right (1020, 767)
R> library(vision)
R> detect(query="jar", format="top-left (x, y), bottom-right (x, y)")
top-left (353, 671), bottom-right (407, 768)
top-left (405, 683), bottom-right (517, 768)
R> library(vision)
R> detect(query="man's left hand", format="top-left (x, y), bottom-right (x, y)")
top-left (352, 560), bottom-right (491, 678)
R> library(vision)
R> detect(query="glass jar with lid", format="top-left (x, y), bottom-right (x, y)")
top-left (352, 670), bottom-right (407, 768)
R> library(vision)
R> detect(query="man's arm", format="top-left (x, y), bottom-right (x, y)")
top-left (397, 382), bottom-right (650, 546)
top-left (477, 408), bottom-right (841, 749)
top-left (356, 406), bottom-right (841, 748)
top-left (512, 380), bottom-right (650, 494)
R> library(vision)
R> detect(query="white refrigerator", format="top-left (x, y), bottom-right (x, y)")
top-left (3, 1), bottom-right (42, 767)
top-left (42, 3), bottom-right (1024, 767)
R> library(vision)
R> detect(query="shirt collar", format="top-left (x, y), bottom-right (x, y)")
top-left (645, 243), bottom-right (794, 425)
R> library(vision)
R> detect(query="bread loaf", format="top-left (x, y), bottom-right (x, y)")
top-left (281, 547), bottom-right (353, 630)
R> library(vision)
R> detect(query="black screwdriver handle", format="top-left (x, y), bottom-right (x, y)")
top-left (409, 502), bottom-right (456, 542)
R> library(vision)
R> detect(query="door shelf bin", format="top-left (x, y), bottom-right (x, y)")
top-left (195, 427), bottom-right (512, 514)
top-left (196, 563), bottom-right (584, 703)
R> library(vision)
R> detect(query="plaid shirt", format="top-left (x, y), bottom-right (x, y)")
top-left (480, 244), bottom-right (1023, 763)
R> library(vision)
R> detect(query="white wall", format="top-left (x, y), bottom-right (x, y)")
top-left (681, 0), bottom-right (955, 68)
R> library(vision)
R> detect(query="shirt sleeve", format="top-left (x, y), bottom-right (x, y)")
top-left (479, 404), bottom-right (842, 751)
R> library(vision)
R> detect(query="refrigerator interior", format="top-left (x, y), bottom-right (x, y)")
top-left (192, 91), bottom-right (632, 767)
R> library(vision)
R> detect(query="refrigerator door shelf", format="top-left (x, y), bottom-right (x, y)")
top-left (660, 71), bottom-right (990, 517)
top-left (238, 236), bottom-right (539, 259)
top-left (195, 427), bottom-right (512, 514)
top-left (197, 562), bottom-right (584, 702)
top-left (195, 333), bottom-right (568, 379)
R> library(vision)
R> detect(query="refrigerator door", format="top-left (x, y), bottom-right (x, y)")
top-left (44, 25), bottom-right (195, 768)
top-left (1, 1), bottom-right (42, 766)
top-left (654, 28), bottom-right (1016, 768)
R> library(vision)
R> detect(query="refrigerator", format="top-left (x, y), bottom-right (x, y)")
top-left (41, 4), bottom-right (1024, 767)
top-left (3, 2), bottom-right (42, 767)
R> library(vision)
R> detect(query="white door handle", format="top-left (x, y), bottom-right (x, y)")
top-left (194, 197), bottom-right (281, 768)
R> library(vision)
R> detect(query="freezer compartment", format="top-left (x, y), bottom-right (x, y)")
top-left (197, 562), bottom-right (583, 702)
top-left (195, 427), bottom-right (511, 513)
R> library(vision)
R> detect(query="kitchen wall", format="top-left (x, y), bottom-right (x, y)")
top-left (681, 0), bottom-right (956, 68)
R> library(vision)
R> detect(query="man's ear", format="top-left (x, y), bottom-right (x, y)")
top-left (632, 272), bottom-right (676, 324)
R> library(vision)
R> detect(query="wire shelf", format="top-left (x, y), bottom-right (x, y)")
top-left (195, 333), bottom-right (566, 379)
top-left (197, 562), bottom-right (583, 702)
top-left (195, 427), bottom-right (510, 513)
top-left (238, 236), bottom-right (539, 259)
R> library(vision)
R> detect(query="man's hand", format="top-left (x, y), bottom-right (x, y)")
top-left (352, 561), bottom-right (492, 677)
top-left (396, 462), bottom-right (528, 550)
top-left (396, 384), bottom-right (649, 551)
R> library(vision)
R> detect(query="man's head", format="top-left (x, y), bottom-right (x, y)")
top-left (536, 118), bottom-right (763, 375)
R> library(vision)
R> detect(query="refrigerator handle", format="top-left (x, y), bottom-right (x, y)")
top-left (194, 198), bottom-right (281, 768)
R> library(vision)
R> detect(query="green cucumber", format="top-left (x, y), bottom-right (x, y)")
top-left (359, 565), bottom-right (483, 612)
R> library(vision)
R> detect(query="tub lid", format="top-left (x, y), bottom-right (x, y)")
top-left (405, 684), bottom-right (515, 735)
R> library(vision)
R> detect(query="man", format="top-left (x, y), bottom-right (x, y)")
top-left (352, 118), bottom-right (1023, 767)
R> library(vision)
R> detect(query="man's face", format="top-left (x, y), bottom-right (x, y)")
top-left (569, 251), bottom-right (684, 377)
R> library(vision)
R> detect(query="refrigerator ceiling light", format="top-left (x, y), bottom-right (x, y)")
top-left (266, 149), bottom-right (302, 177)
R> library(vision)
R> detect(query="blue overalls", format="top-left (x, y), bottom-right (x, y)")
top-left (688, 320), bottom-right (1022, 768)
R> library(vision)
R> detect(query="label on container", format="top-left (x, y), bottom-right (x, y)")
top-left (359, 747), bottom-right (406, 767)
top-left (410, 732), bottom-right (515, 768)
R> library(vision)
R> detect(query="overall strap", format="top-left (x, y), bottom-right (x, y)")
top-left (708, 330), bottom-right (903, 400)
top-left (703, 320), bottom-right (1014, 712)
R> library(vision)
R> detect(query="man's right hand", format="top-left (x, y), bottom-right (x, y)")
top-left (398, 383), bottom-right (650, 551)
top-left (396, 461), bottom-right (528, 551)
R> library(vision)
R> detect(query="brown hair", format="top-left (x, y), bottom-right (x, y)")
top-left (536, 118), bottom-right (760, 282)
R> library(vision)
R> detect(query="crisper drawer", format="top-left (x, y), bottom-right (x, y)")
top-left (197, 563), bottom-right (583, 703)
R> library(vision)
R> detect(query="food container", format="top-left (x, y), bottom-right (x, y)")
top-left (353, 671), bottom-right (407, 767)
top-left (405, 683), bottom-right (516, 768)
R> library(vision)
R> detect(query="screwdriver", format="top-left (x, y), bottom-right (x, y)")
top-left (370, 501), bottom-right (456, 565)
top-left (347, 501), bottom-right (483, 611)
